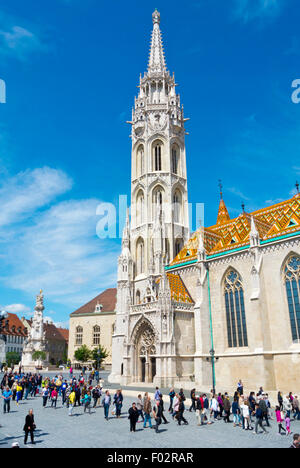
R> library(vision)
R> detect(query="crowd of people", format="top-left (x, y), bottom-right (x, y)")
top-left (1, 371), bottom-right (300, 448)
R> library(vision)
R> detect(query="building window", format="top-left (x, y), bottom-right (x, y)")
top-left (284, 256), bottom-right (300, 342)
top-left (224, 270), bottom-right (248, 348)
top-left (93, 326), bottom-right (101, 346)
top-left (136, 190), bottom-right (144, 225)
top-left (173, 190), bottom-right (182, 223)
top-left (75, 326), bottom-right (83, 346)
top-left (175, 239), bottom-right (183, 256)
top-left (172, 146), bottom-right (179, 174)
top-left (154, 143), bottom-right (162, 171)
top-left (136, 238), bottom-right (145, 276)
top-left (137, 145), bottom-right (144, 177)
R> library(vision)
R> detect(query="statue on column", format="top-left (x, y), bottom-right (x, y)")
top-left (21, 290), bottom-right (48, 370)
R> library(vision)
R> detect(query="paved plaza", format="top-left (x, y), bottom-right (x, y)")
top-left (0, 373), bottom-right (299, 449)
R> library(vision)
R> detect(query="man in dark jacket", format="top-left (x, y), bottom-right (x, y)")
top-left (254, 404), bottom-right (267, 435)
top-left (23, 409), bottom-right (35, 445)
top-left (259, 397), bottom-right (270, 427)
top-left (128, 403), bottom-right (139, 432)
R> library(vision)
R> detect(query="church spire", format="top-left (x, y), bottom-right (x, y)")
top-left (148, 9), bottom-right (167, 76)
top-left (216, 181), bottom-right (230, 225)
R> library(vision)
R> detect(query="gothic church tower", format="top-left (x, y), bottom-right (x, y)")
top-left (109, 10), bottom-right (190, 384)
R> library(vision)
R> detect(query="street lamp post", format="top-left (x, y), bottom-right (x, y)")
top-left (209, 348), bottom-right (216, 395)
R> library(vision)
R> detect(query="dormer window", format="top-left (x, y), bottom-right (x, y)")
top-left (95, 303), bottom-right (103, 313)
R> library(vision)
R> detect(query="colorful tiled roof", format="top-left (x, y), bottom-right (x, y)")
top-left (167, 273), bottom-right (194, 304)
top-left (170, 193), bottom-right (300, 266)
top-left (71, 288), bottom-right (117, 316)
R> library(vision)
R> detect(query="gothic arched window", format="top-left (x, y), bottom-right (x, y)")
top-left (136, 290), bottom-right (141, 305)
top-left (93, 326), bottom-right (101, 346)
top-left (172, 145), bottom-right (179, 175)
top-left (136, 238), bottom-right (145, 276)
top-left (284, 256), bottom-right (300, 342)
top-left (75, 326), bottom-right (83, 346)
top-left (136, 145), bottom-right (144, 177)
top-left (136, 190), bottom-right (144, 226)
top-left (224, 270), bottom-right (248, 348)
top-left (173, 190), bottom-right (182, 223)
top-left (153, 142), bottom-right (162, 172)
top-left (175, 238), bottom-right (183, 256)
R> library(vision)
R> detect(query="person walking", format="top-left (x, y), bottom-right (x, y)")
top-left (276, 406), bottom-right (286, 435)
top-left (159, 394), bottom-right (168, 424)
top-left (137, 394), bottom-right (144, 422)
top-left (154, 387), bottom-right (161, 402)
top-left (223, 395), bottom-right (231, 423)
top-left (51, 388), bottom-right (58, 409)
top-left (177, 397), bottom-right (188, 426)
top-left (253, 403), bottom-right (268, 435)
top-left (23, 409), bottom-right (35, 445)
top-left (152, 400), bottom-right (162, 433)
top-left (82, 391), bottom-right (92, 414)
top-left (189, 389), bottom-right (196, 412)
top-left (68, 389), bottom-right (76, 417)
top-left (2, 386), bottom-right (12, 414)
top-left (196, 396), bottom-right (204, 426)
top-left (16, 382), bottom-right (23, 407)
top-left (259, 396), bottom-right (270, 427)
top-left (283, 395), bottom-right (292, 419)
top-left (113, 390), bottom-right (123, 418)
top-left (143, 396), bottom-right (153, 429)
top-left (102, 391), bottom-right (111, 421)
top-left (278, 391), bottom-right (283, 411)
top-left (42, 386), bottom-right (49, 408)
top-left (232, 398), bottom-right (241, 427)
top-left (241, 399), bottom-right (252, 431)
top-left (92, 386), bottom-right (100, 408)
top-left (210, 394), bottom-right (219, 421)
top-left (128, 403), bottom-right (139, 432)
top-left (169, 388), bottom-right (175, 413)
top-left (292, 396), bottom-right (300, 421)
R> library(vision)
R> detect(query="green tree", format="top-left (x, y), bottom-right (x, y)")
top-left (74, 345), bottom-right (92, 363)
top-left (32, 351), bottom-right (46, 362)
top-left (6, 351), bottom-right (21, 367)
top-left (91, 346), bottom-right (109, 370)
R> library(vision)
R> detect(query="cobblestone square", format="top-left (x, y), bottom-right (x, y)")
top-left (0, 373), bottom-right (298, 449)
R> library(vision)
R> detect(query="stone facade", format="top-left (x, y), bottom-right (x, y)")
top-left (68, 289), bottom-right (116, 367)
top-left (109, 10), bottom-right (300, 395)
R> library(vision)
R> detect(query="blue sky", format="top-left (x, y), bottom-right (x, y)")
top-left (0, 0), bottom-right (299, 326)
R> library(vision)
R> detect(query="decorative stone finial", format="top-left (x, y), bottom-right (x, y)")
top-left (152, 9), bottom-right (160, 25)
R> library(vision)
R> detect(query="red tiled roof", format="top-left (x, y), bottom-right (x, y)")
top-left (1, 313), bottom-right (27, 337)
top-left (71, 288), bottom-right (117, 316)
top-left (57, 328), bottom-right (69, 343)
top-left (25, 320), bottom-right (69, 343)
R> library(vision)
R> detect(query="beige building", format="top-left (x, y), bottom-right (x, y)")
top-left (68, 288), bottom-right (116, 367)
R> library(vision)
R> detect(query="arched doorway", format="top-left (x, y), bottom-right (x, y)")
top-left (135, 322), bottom-right (157, 383)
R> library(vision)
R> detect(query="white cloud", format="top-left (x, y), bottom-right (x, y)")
top-left (0, 25), bottom-right (46, 61)
top-left (4, 303), bottom-right (30, 314)
top-left (233, 0), bottom-right (283, 23)
top-left (227, 187), bottom-right (251, 201)
top-left (0, 8), bottom-right (48, 61)
top-left (0, 169), bottom-right (119, 310)
top-left (0, 167), bottom-right (72, 228)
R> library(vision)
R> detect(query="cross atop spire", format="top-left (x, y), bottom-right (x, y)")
top-left (148, 10), bottom-right (167, 76)
top-left (218, 179), bottom-right (223, 200)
